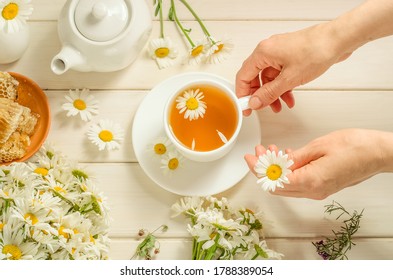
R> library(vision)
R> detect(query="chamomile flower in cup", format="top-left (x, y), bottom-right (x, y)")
top-left (163, 78), bottom-right (251, 162)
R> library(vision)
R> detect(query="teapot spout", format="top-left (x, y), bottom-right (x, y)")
top-left (51, 46), bottom-right (86, 75)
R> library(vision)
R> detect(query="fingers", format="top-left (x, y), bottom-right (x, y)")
top-left (249, 70), bottom-right (294, 110)
top-left (289, 142), bottom-right (325, 170)
top-left (245, 145), bottom-right (281, 175)
top-left (236, 55), bottom-right (269, 98)
top-left (280, 91), bottom-right (295, 109)
top-left (245, 145), bottom-right (268, 175)
top-left (244, 154), bottom-right (258, 176)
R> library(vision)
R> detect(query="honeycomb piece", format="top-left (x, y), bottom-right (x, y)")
top-left (0, 132), bottom-right (30, 163)
top-left (17, 106), bottom-right (39, 136)
top-left (0, 98), bottom-right (24, 144)
top-left (0, 72), bottom-right (19, 101)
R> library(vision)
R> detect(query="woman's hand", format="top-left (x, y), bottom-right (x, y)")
top-left (236, 23), bottom-right (351, 115)
top-left (246, 129), bottom-right (392, 200)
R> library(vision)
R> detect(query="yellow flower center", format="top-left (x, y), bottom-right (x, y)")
top-left (186, 97), bottom-right (199, 110)
top-left (168, 158), bottom-right (179, 170)
top-left (266, 164), bottom-right (282, 181)
top-left (54, 186), bottom-right (66, 193)
top-left (34, 167), bottom-right (49, 176)
top-left (89, 235), bottom-right (96, 244)
top-left (2, 3), bottom-right (19, 20)
top-left (214, 43), bottom-right (224, 54)
top-left (24, 213), bottom-right (38, 225)
top-left (191, 45), bottom-right (204, 57)
top-left (58, 226), bottom-right (69, 239)
top-left (2, 244), bottom-right (22, 260)
top-left (155, 47), bottom-right (170, 58)
top-left (154, 143), bottom-right (167, 155)
top-left (0, 222), bottom-right (4, 231)
top-left (99, 130), bottom-right (114, 142)
top-left (73, 99), bottom-right (87, 110)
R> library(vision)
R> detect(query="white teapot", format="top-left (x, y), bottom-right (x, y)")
top-left (51, 0), bottom-right (152, 75)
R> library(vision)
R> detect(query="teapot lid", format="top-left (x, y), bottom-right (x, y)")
top-left (75, 0), bottom-right (129, 42)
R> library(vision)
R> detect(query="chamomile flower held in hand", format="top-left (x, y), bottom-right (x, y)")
top-left (254, 150), bottom-right (294, 192)
top-left (148, 37), bottom-right (178, 69)
top-left (62, 88), bottom-right (99, 122)
top-left (176, 88), bottom-right (207, 121)
top-left (87, 119), bottom-right (125, 151)
top-left (0, 0), bottom-right (33, 33)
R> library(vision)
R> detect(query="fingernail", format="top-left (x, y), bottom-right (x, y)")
top-left (249, 96), bottom-right (262, 109)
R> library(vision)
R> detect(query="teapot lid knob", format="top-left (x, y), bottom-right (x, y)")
top-left (92, 2), bottom-right (108, 20)
top-left (74, 0), bottom-right (129, 42)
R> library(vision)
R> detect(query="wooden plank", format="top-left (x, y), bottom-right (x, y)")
top-left (1, 21), bottom-right (393, 90)
top-left (109, 238), bottom-right (393, 260)
top-left (81, 162), bottom-right (393, 238)
top-left (31, 0), bottom-right (363, 21)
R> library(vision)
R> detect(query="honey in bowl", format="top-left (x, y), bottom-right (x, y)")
top-left (168, 84), bottom-right (238, 152)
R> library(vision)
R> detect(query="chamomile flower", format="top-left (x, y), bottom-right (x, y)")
top-left (87, 119), bottom-right (125, 151)
top-left (148, 37), bottom-right (178, 69)
top-left (240, 240), bottom-right (284, 260)
top-left (160, 150), bottom-right (184, 176)
top-left (187, 39), bottom-right (209, 65)
top-left (147, 136), bottom-right (172, 157)
top-left (205, 37), bottom-right (234, 64)
top-left (0, 0), bottom-right (33, 33)
top-left (0, 222), bottom-right (41, 260)
top-left (62, 88), bottom-right (99, 122)
top-left (254, 150), bottom-right (294, 192)
top-left (171, 196), bottom-right (203, 218)
top-left (176, 88), bottom-right (207, 121)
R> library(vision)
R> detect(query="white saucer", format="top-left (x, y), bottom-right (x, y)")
top-left (132, 72), bottom-right (261, 196)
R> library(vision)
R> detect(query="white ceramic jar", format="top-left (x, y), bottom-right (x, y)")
top-left (0, 25), bottom-right (30, 64)
top-left (51, 0), bottom-right (152, 75)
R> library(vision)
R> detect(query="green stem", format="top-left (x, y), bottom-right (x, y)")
top-left (179, 0), bottom-right (215, 43)
top-left (158, 0), bottom-right (164, 38)
top-left (192, 239), bottom-right (198, 260)
top-left (170, 0), bottom-right (195, 47)
top-left (204, 235), bottom-right (220, 260)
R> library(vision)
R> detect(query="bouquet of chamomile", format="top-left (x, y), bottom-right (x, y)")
top-left (0, 145), bottom-right (110, 260)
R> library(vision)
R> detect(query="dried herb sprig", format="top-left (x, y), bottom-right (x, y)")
top-left (312, 201), bottom-right (364, 260)
top-left (131, 224), bottom-right (168, 260)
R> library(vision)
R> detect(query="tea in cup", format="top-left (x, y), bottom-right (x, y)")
top-left (163, 79), bottom-right (250, 162)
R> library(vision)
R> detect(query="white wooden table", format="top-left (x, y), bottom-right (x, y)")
top-left (1, 0), bottom-right (393, 260)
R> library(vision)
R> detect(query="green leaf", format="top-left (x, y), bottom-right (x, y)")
top-left (168, 6), bottom-right (174, 21)
top-left (254, 244), bottom-right (269, 259)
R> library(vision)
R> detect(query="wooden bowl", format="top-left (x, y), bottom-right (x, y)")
top-left (8, 72), bottom-right (51, 163)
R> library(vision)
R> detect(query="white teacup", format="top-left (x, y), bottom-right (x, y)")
top-left (163, 78), bottom-right (250, 162)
